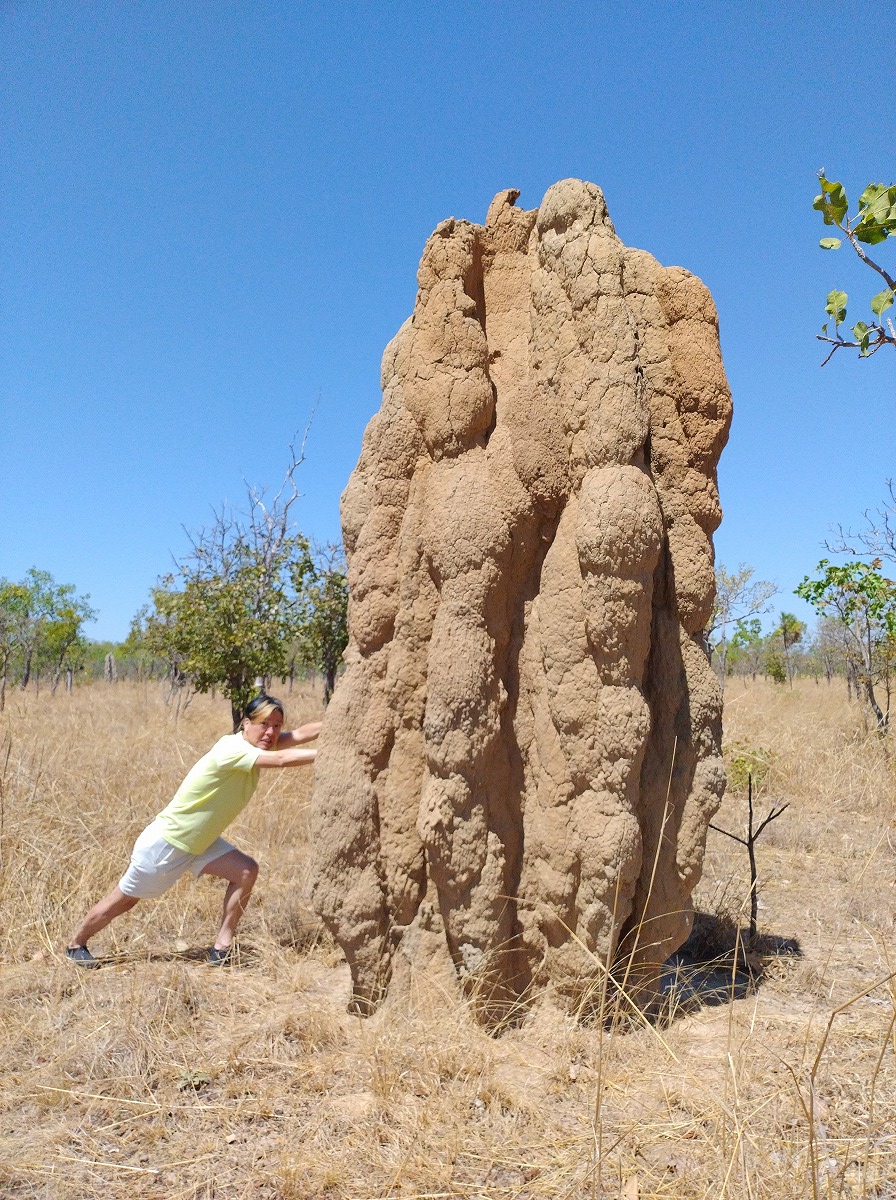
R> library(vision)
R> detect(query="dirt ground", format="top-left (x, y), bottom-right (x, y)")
top-left (0, 678), bottom-right (893, 1199)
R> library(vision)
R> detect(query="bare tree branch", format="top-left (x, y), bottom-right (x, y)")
top-left (826, 480), bottom-right (896, 567)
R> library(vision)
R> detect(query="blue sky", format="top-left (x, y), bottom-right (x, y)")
top-left (2, 2), bottom-right (893, 641)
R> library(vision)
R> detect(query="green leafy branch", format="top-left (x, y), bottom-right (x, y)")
top-left (814, 172), bottom-right (896, 363)
top-left (796, 559), bottom-right (896, 637)
top-left (795, 559), bottom-right (896, 730)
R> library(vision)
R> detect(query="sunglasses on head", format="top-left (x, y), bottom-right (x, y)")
top-left (244, 695), bottom-right (284, 718)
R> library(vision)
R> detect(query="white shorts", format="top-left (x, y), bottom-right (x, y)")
top-left (118, 820), bottom-right (235, 900)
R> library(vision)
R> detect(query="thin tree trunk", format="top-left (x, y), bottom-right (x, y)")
top-left (717, 634), bottom-right (728, 695)
top-left (864, 677), bottom-right (887, 731)
top-left (51, 654), bottom-right (65, 695)
top-left (747, 776), bottom-right (759, 948)
top-left (859, 622), bottom-right (887, 731)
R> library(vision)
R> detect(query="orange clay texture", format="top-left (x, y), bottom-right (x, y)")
top-left (309, 180), bottom-right (733, 1018)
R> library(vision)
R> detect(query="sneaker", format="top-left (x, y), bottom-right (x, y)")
top-left (208, 945), bottom-right (235, 966)
top-left (66, 945), bottom-right (99, 969)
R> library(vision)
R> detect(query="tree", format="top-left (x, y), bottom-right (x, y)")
top-left (0, 570), bottom-right (95, 705)
top-left (130, 584), bottom-right (191, 699)
top-left (0, 581), bottom-right (30, 712)
top-left (710, 773), bottom-right (788, 951)
top-left (293, 543), bottom-right (349, 704)
top-left (16, 569), bottom-right (59, 691)
top-left (796, 559), bottom-right (896, 730)
top-left (138, 442), bottom-right (316, 730)
top-left (707, 563), bottom-right (777, 688)
top-left (727, 617), bottom-right (766, 682)
top-left (43, 589), bottom-right (97, 694)
top-left (814, 172), bottom-right (896, 363)
top-left (776, 611), bottom-right (806, 688)
top-left (824, 482), bottom-right (896, 701)
top-left (763, 647), bottom-right (788, 685)
top-left (815, 616), bottom-right (848, 684)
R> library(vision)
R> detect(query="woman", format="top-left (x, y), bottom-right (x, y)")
top-left (66, 694), bottom-right (320, 966)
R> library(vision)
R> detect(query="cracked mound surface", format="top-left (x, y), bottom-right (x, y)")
top-left (309, 179), bottom-right (731, 1019)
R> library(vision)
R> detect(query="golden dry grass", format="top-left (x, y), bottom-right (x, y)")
top-left (0, 678), bottom-right (894, 1199)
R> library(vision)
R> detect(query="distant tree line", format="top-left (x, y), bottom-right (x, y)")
top-left (710, 481), bottom-right (896, 733)
top-left (10, 439), bottom-right (893, 740)
top-left (709, 599), bottom-right (853, 691)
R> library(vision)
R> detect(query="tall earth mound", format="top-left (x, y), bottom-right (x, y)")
top-left (309, 179), bottom-right (732, 1019)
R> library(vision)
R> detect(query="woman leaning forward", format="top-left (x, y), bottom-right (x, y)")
top-left (66, 694), bottom-right (320, 967)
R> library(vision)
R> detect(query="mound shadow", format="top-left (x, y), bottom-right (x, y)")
top-left (660, 910), bottom-right (803, 1015)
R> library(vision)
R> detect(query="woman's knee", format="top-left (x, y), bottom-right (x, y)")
top-left (202, 849), bottom-right (258, 886)
top-left (239, 855), bottom-right (259, 886)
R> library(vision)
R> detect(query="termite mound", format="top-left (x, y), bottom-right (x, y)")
top-left (309, 179), bottom-right (731, 1021)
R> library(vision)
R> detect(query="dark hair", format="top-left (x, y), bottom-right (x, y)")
top-left (243, 694), bottom-right (285, 720)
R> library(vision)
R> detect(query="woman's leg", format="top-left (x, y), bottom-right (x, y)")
top-left (68, 886), bottom-right (140, 950)
top-left (200, 850), bottom-right (259, 950)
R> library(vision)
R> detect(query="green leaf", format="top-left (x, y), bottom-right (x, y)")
top-left (855, 184), bottom-right (896, 244)
top-left (819, 237), bottom-right (842, 250)
top-left (852, 321), bottom-right (871, 354)
top-left (825, 289), bottom-right (848, 326)
top-left (855, 222), bottom-right (890, 246)
top-left (859, 184), bottom-right (896, 228)
top-left (858, 182), bottom-right (888, 208)
top-left (814, 174), bottom-right (848, 225)
top-left (871, 288), bottom-right (895, 317)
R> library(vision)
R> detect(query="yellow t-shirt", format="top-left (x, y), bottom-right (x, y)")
top-left (155, 734), bottom-right (262, 855)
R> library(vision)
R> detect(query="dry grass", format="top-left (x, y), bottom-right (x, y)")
top-left (0, 678), bottom-right (894, 1198)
